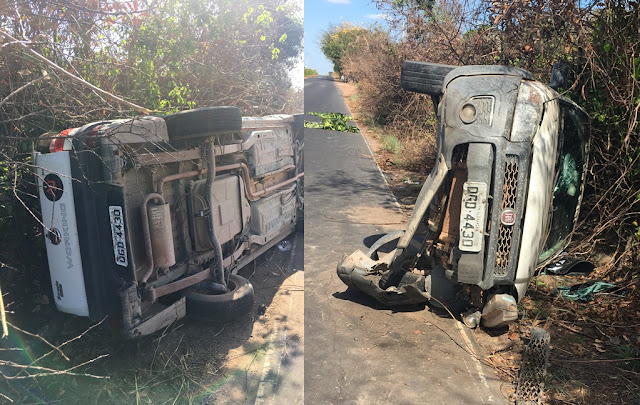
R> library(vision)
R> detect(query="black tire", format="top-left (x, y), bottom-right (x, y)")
top-left (184, 274), bottom-right (254, 322)
top-left (163, 106), bottom-right (242, 140)
top-left (401, 61), bottom-right (456, 96)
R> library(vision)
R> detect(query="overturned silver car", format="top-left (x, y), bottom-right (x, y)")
top-left (337, 62), bottom-right (589, 328)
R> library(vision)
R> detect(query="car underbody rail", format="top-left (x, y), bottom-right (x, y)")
top-left (395, 154), bottom-right (449, 253)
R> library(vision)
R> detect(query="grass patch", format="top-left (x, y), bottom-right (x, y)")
top-left (381, 135), bottom-right (401, 154)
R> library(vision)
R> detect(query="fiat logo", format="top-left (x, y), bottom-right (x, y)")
top-left (501, 209), bottom-right (516, 226)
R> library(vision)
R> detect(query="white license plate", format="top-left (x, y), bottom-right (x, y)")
top-left (109, 206), bottom-right (128, 267)
top-left (459, 182), bottom-right (488, 253)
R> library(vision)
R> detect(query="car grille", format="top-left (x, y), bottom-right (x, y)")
top-left (494, 155), bottom-right (519, 276)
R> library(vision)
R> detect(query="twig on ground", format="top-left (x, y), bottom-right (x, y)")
top-left (0, 285), bottom-right (7, 338)
top-left (7, 321), bottom-right (68, 360)
top-left (0, 353), bottom-right (109, 379)
top-left (553, 320), bottom-right (598, 341)
top-left (17, 317), bottom-right (107, 379)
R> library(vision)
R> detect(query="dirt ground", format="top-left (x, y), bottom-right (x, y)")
top-left (0, 232), bottom-right (303, 404)
top-left (333, 79), bottom-right (640, 404)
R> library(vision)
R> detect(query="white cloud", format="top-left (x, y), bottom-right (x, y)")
top-left (366, 13), bottom-right (390, 19)
top-left (327, 0), bottom-right (351, 4)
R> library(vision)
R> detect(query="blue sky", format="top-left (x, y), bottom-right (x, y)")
top-left (304, 0), bottom-right (388, 74)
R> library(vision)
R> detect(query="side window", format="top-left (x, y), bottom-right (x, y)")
top-left (538, 104), bottom-right (589, 263)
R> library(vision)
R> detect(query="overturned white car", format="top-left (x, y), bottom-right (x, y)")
top-left (35, 107), bottom-right (303, 337)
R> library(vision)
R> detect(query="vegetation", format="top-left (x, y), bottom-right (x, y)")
top-left (304, 112), bottom-right (358, 132)
top-left (320, 23), bottom-right (369, 75)
top-left (304, 67), bottom-right (318, 77)
top-left (0, 0), bottom-right (302, 398)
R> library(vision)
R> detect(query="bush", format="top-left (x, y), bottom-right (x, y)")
top-left (304, 67), bottom-right (318, 77)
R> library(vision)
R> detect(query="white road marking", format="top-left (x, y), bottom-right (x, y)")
top-left (456, 321), bottom-right (495, 403)
top-left (356, 114), bottom-right (403, 211)
top-left (254, 234), bottom-right (301, 405)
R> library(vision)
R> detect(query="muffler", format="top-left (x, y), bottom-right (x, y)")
top-left (140, 193), bottom-right (176, 285)
top-left (148, 201), bottom-right (176, 268)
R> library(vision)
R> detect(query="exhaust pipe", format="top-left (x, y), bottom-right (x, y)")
top-left (140, 193), bottom-right (176, 285)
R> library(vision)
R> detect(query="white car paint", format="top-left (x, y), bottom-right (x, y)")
top-left (513, 82), bottom-right (560, 300)
top-left (35, 151), bottom-right (90, 316)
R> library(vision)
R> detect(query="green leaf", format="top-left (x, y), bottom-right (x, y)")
top-left (305, 112), bottom-right (358, 132)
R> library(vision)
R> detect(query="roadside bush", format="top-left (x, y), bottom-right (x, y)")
top-left (304, 67), bottom-right (318, 77)
top-left (341, 27), bottom-right (438, 168)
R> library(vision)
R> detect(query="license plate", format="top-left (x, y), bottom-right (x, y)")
top-left (109, 206), bottom-right (128, 267)
top-left (459, 182), bottom-right (488, 253)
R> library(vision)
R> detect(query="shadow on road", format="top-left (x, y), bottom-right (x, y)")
top-left (305, 168), bottom-right (396, 208)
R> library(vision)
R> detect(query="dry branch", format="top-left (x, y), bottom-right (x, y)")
top-left (0, 30), bottom-right (152, 115)
top-left (0, 285), bottom-right (7, 338)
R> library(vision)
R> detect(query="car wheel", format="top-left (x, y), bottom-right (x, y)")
top-left (184, 274), bottom-right (254, 322)
top-left (401, 61), bottom-right (456, 97)
top-left (163, 106), bottom-right (242, 141)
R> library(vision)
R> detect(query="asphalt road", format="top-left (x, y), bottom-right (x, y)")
top-left (304, 76), bottom-right (507, 404)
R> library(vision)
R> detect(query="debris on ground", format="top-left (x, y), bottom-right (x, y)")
top-left (554, 280), bottom-right (623, 302)
top-left (515, 327), bottom-right (550, 405)
top-left (541, 255), bottom-right (595, 276)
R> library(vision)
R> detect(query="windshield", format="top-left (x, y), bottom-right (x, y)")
top-left (538, 101), bottom-right (590, 263)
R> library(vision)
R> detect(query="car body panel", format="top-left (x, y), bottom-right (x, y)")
top-left (36, 151), bottom-right (90, 316)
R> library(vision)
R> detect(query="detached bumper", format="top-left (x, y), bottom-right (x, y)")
top-left (336, 154), bottom-right (450, 306)
top-left (337, 250), bottom-right (430, 305)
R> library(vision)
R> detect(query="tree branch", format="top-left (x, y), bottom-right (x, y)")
top-left (0, 30), bottom-right (152, 114)
top-left (0, 75), bottom-right (45, 111)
